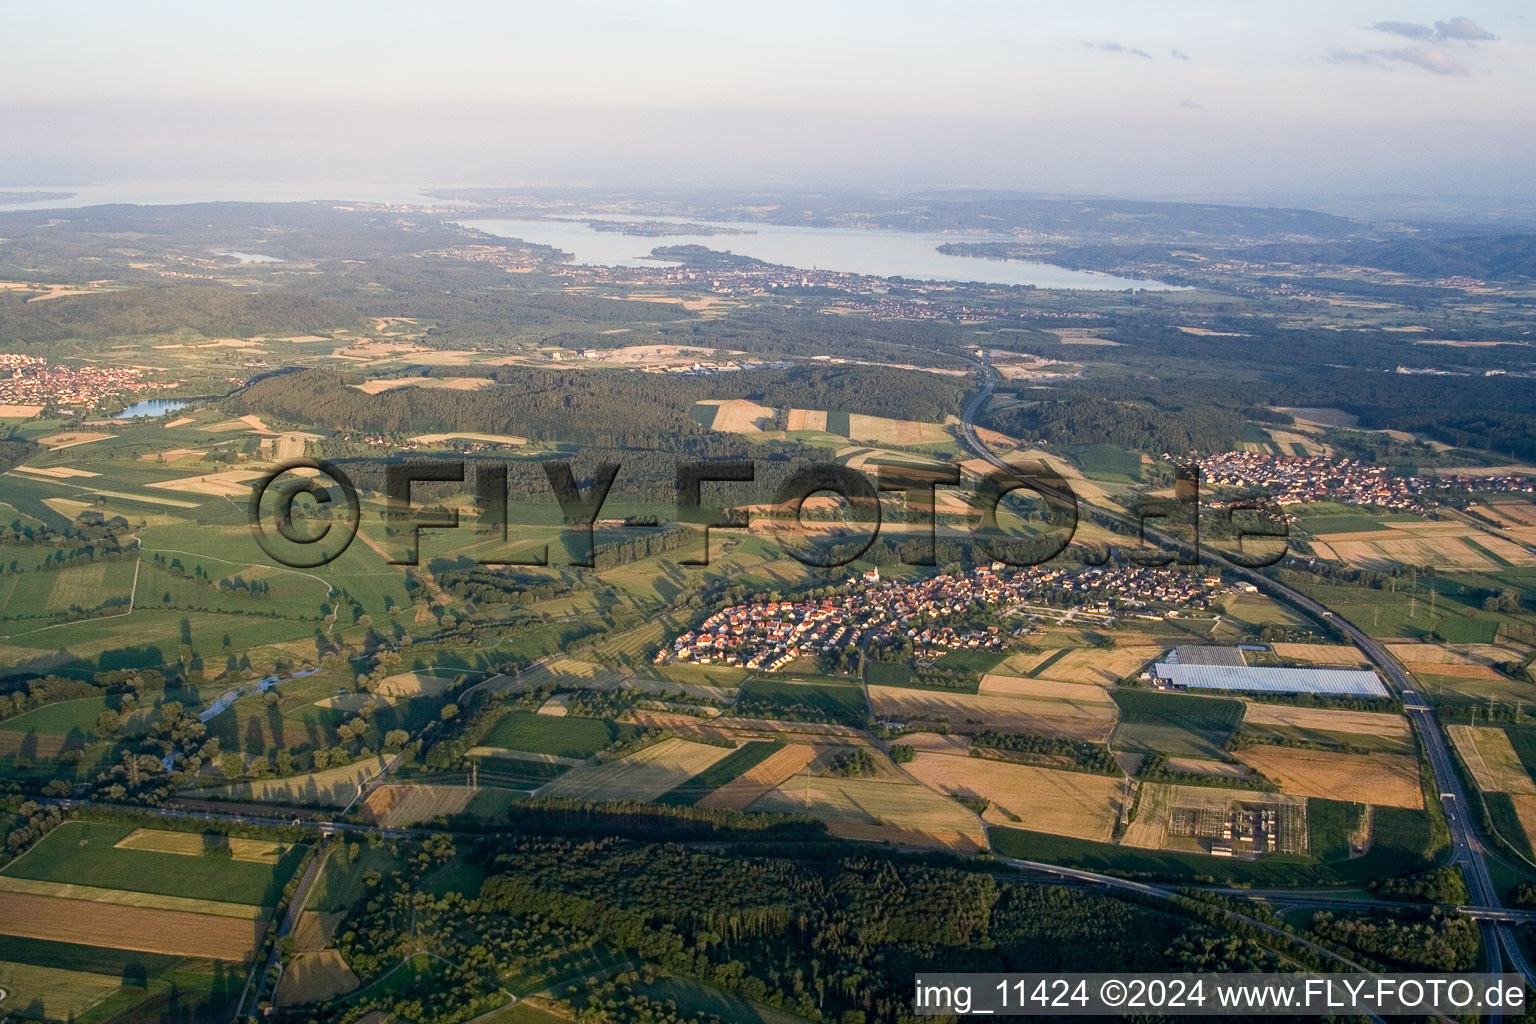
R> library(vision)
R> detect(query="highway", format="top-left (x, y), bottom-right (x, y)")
top-left (959, 359), bottom-right (1533, 985)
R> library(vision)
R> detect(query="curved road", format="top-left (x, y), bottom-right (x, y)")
top-left (959, 360), bottom-right (1532, 984)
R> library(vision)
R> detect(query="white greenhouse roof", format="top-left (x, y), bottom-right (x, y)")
top-left (1151, 663), bottom-right (1389, 698)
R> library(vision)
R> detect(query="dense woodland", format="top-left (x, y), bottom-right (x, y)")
top-left (300, 836), bottom-right (1254, 1024)
top-left (238, 364), bottom-right (965, 450)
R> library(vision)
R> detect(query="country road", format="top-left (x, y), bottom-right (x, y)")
top-left (958, 358), bottom-right (1533, 987)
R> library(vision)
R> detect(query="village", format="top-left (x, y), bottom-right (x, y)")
top-left (0, 353), bottom-right (174, 413)
top-left (1197, 450), bottom-right (1536, 511)
top-left (658, 563), bottom-right (1235, 670)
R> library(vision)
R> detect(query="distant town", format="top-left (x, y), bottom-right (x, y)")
top-left (660, 563), bottom-right (1237, 670)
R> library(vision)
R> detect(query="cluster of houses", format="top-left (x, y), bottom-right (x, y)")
top-left (1197, 451), bottom-right (1535, 512)
top-left (657, 563), bottom-right (1233, 670)
top-left (0, 354), bottom-right (171, 412)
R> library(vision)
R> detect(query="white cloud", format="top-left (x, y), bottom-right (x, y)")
top-left (1085, 41), bottom-right (1153, 60)
top-left (1434, 16), bottom-right (1496, 41)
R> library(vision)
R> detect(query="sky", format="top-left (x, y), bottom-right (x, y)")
top-left (2, 1), bottom-right (1532, 204)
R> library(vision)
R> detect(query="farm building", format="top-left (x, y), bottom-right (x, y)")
top-left (1149, 663), bottom-right (1388, 698)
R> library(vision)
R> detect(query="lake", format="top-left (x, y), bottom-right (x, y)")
top-left (460, 216), bottom-right (1180, 290)
top-left (112, 398), bottom-right (192, 419)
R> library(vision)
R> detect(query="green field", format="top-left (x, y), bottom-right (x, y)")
top-left (1296, 581), bottom-right (1502, 644)
top-left (2, 821), bottom-right (303, 906)
top-left (1503, 726), bottom-right (1536, 787)
top-left (1297, 515), bottom-right (1391, 535)
top-left (1308, 797), bottom-right (1365, 860)
top-left (467, 756), bottom-right (572, 789)
top-left (0, 696), bottom-right (117, 737)
top-left (864, 661), bottom-right (916, 686)
top-left (479, 712), bottom-right (639, 760)
top-left (655, 741), bottom-right (782, 806)
top-left (734, 676), bottom-right (868, 726)
top-left (1066, 443), bottom-right (1142, 482)
top-left (1486, 793), bottom-right (1534, 860)
top-left (0, 935), bottom-right (184, 981)
top-left (1110, 689), bottom-right (1244, 758)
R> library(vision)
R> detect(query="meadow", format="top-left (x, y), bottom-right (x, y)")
top-left (1109, 689), bottom-right (1245, 759)
top-left (1, 821), bottom-right (301, 906)
top-left (478, 711), bottom-right (639, 759)
top-left (734, 676), bottom-right (868, 727)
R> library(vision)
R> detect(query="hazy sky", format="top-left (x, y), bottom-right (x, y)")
top-left (3, 1), bottom-right (1532, 201)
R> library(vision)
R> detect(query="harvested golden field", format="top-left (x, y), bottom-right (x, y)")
top-left (696, 743), bottom-right (818, 811)
top-left (1269, 643), bottom-right (1368, 666)
top-left (750, 775), bottom-right (988, 852)
top-left (698, 399), bottom-right (777, 434)
top-left (361, 784), bottom-right (476, 827)
top-left (536, 737), bottom-right (735, 802)
top-left (12, 465), bottom-right (100, 478)
top-left (537, 694), bottom-right (573, 716)
top-left (1240, 702), bottom-right (1411, 739)
top-left (905, 753), bottom-right (1123, 841)
top-left (844, 413), bottom-right (951, 445)
top-left (1316, 521), bottom-right (1536, 569)
top-left (977, 675), bottom-right (1118, 705)
top-left (1164, 757), bottom-right (1261, 779)
top-left (1495, 502), bottom-right (1536, 526)
top-left (192, 756), bottom-right (389, 806)
top-left (0, 874), bottom-right (267, 919)
top-left (1386, 643), bottom-right (1480, 665)
top-left (1389, 641), bottom-right (1529, 667)
top-left (292, 909), bottom-right (348, 952)
top-left (0, 403), bottom-right (43, 417)
top-left (115, 827), bottom-right (287, 863)
top-left (37, 431), bottom-right (111, 450)
top-left (866, 685), bottom-right (1116, 741)
top-left (374, 672), bottom-right (455, 697)
top-left (1447, 726), bottom-right (1536, 795)
top-left (1121, 782), bottom-right (1175, 849)
top-left (274, 950), bottom-right (359, 1006)
top-left (146, 469), bottom-right (265, 496)
top-left (138, 447), bottom-right (205, 462)
top-left (1406, 662), bottom-right (1505, 680)
top-left (0, 892), bottom-right (263, 959)
top-left (1031, 647), bottom-right (1162, 686)
top-left (785, 408), bottom-right (827, 431)
top-left (1237, 746), bottom-right (1423, 808)
top-left (896, 732), bottom-right (973, 754)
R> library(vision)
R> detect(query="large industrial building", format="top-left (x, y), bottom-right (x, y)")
top-left (1149, 645), bottom-right (1389, 698)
